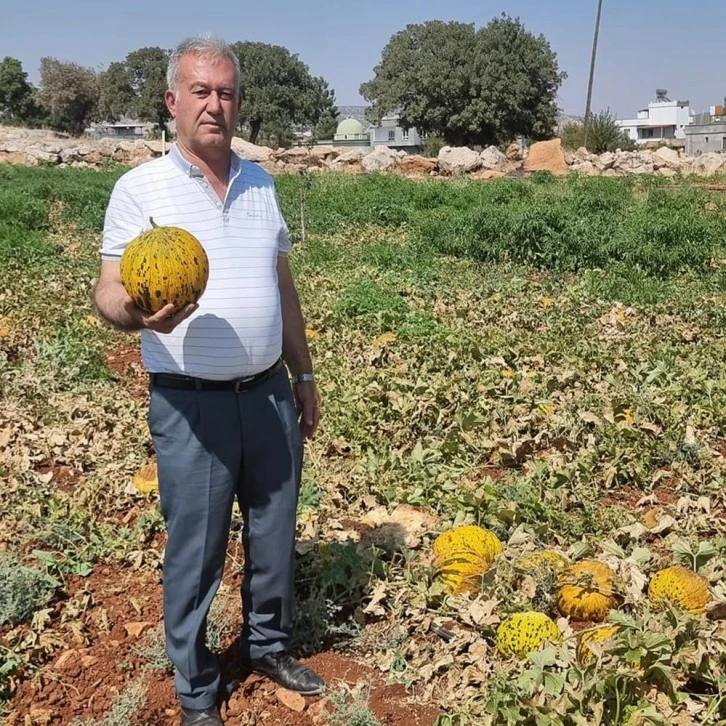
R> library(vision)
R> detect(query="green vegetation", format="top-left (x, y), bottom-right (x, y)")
top-left (0, 166), bottom-right (724, 723)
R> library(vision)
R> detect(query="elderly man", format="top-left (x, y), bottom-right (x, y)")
top-left (93, 34), bottom-right (324, 725)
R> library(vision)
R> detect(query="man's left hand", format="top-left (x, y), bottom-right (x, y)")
top-left (293, 382), bottom-right (321, 440)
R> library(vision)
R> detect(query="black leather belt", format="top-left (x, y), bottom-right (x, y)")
top-left (150, 357), bottom-right (284, 393)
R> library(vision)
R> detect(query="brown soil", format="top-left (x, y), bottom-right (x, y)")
top-left (106, 342), bottom-right (147, 400)
top-left (6, 556), bottom-right (440, 726)
top-left (600, 483), bottom-right (680, 509)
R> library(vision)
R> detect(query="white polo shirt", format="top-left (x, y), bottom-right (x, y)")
top-left (101, 143), bottom-right (291, 380)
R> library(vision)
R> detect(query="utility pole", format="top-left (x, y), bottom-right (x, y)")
top-left (583, 0), bottom-right (604, 150)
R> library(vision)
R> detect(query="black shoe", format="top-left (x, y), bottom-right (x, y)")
top-left (241, 652), bottom-right (325, 696)
top-left (180, 706), bottom-right (223, 725)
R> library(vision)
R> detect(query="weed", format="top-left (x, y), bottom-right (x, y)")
top-left (0, 554), bottom-right (60, 626)
top-left (326, 682), bottom-right (382, 726)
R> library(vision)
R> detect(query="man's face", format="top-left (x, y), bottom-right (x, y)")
top-left (166, 53), bottom-right (241, 153)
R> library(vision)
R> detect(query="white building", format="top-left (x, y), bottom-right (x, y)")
top-left (616, 90), bottom-right (693, 145)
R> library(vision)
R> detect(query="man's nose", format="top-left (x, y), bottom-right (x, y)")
top-left (207, 92), bottom-right (222, 113)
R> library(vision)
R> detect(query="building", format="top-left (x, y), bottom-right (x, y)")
top-left (370, 113), bottom-right (423, 152)
top-left (684, 104), bottom-right (726, 156)
top-left (616, 90), bottom-right (693, 145)
top-left (332, 118), bottom-right (371, 150)
top-left (86, 119), bottom-right (155, 140)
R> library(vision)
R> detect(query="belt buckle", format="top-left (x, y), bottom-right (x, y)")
top-left (234, 380), bottom-right (245, 393)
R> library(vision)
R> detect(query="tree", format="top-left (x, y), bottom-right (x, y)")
top-left (99, 61), bottom-right (134, 123)
top-left (37, 57), bottom-right (99, 135)
top-left (230, 41), bottom-right (336, 145)
top-left (360, 15), bottom-right (566, 147)
top-left (0, 57), bottom-right (42, 125)
top-left (125, 47), bottom-right (171, 134)
top-left (360, 21), bottom-right (477, 146)
top-left (314, 110), bottom-right (339, 142)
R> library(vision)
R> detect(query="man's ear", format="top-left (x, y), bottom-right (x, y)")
top-left (165, 89), bottom-right (177, 118)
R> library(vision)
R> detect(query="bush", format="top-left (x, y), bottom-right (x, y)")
top-left (561, 109), bottom-right (636, 154)
top-left (422, 135), bottom-right (446, 158)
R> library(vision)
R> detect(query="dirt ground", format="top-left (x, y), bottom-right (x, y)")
top-left (6, 555), bottom-right (440, 725)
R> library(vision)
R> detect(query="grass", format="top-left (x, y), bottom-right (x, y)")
top-left (0, 166), bottom-right (724, 724)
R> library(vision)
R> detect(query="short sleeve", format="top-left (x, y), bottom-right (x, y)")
top-left (101, 178), bottom-right (145, 261)
top-left (271, 186), bottom-right (291, 257)
top-left (278, 216), bottom-right (291, 257)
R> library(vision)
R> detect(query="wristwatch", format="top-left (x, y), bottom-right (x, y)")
top-left (294, 373), bottom-right (315, 384)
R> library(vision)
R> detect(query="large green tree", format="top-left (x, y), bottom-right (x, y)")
top-left (360, 15), bottom-right (566, 147)
top-left (124, 47), bottom-right (171, 134)
top-left (230, 41), bottom-right (336, 145)
top-left (98, 61), bottom-right (135, 123)
top-left (37, 57), bottom-right (99, 135)
top-left (0, 57), bottom-right (42, 125)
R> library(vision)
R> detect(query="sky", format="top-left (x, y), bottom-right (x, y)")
top-left (3, 0), bottom-right (725, 120)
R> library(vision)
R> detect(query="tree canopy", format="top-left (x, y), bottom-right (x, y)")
top-left (0, 57), bottom-right (41, 124)
top-left (360, 15), bottom-right (566, 147)
top-left (230, 41), bottom-right (336, 145)
top-left (37, 58), bottom-right (99, 135)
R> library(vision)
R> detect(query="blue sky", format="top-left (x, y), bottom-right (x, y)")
top-left (4, 0), bottom-right (725, 119)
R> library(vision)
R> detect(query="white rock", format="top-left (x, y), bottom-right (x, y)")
top-left (479, 145), bottom-right (509, 172)
top-left (230, 137), bottom-right (274, 163)
top-left (437, 146), bottom-right (481, 175)
top-left (362, 146), bottom-right (400, 172)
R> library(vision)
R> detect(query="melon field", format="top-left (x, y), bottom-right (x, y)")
top-left (0, 163), bottom-right (725, 726)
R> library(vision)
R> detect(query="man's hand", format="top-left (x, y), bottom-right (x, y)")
top-left (94, 260), bottom-right (198, 333)
top-left (293, 381), bottom-right (321, 440)
top-left (122, 296), bottom-right (197, 334)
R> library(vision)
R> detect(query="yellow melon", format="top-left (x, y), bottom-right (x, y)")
top-left (496, 611), bottom-right (563, 659)
top-left (432, 524), bottom-right (503, 595)
top-left (648, 566), bottom-right (711, 615)
top-left (120, 217), bottom-right (209, 313)
top-left (556, 560), bottom-right (618, 622)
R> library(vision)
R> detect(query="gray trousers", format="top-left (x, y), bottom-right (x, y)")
top-left (148, 366), bottom-right (302, 710)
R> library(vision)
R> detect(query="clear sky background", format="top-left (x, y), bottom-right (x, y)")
top-left (4, 0), bottom-right (725, 119)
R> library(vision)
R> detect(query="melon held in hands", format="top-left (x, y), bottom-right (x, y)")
top-left (120, 218), bottom-right (209, 314)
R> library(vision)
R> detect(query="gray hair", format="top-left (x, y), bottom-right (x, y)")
top-left (167, 34), bottom-right (240, 93)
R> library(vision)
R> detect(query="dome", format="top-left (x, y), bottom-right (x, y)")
top-left (335, 118), bottom-right (364, 136)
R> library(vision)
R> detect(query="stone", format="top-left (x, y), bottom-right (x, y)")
top-left (143, 139), bottom-right (167, 154)
top-left (691, 152), bottom-right (726, 175)
top-left (330, 149), bottom-right (365, 170)
top-left (398, 154), bottom-right (436, 175)
top-left (575, 146), bottom-right (590, 161)
top-left (472, 169), bottom-right (506, 181)
top-left (523, 139), bottom-right (567, 175)
top-left (437, 146), bottom-right (481, 175)
top-left (362, 146), bottom-right (400, 172)
top-left (505, 142), bottom-right (524, 161)
top-left (570, 160), bottom-right (598, 176)
top-left (479, 145), bottom-right (510, 172)
top-left (230, 137), bottom-right (274, 162)
top-left (0, 151), bottom-right (37, 165)
top-left (655, 146), bottom-right (680, 165)
top-left (596, 151), bottom-right (616, 170)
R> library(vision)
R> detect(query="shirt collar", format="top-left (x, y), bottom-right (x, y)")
top-left (169, 142), bottom-right (241, 181)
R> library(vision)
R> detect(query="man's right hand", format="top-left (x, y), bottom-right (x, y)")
top-left (122, 297), bottom-right (198, 334)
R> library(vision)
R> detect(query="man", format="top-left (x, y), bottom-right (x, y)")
top-left (93, 34), bottom-right (324, 726)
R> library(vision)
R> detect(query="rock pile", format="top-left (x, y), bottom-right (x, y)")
top-left (1, 126), bottom-right (725, 179)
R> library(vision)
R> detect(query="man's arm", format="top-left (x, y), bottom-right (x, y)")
top-left (277, 255), bottom-right (320, 439)
top-left (93, 260), bottom-right (196, 334)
